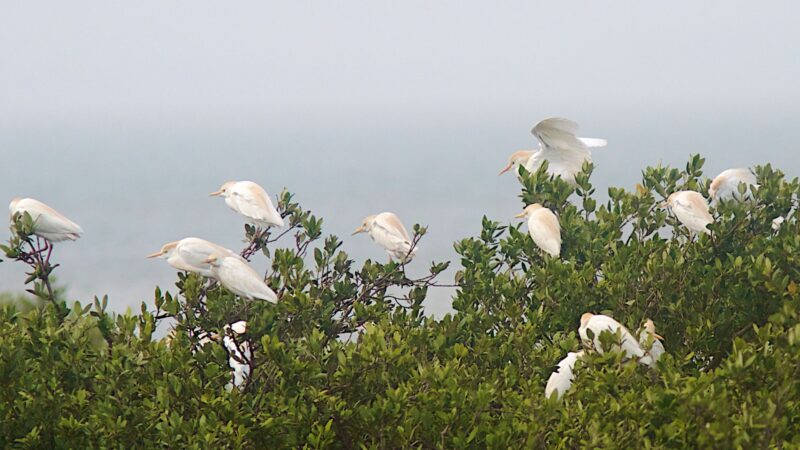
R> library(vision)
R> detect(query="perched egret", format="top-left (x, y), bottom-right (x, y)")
top-left (545, 350), bottom-right (584, 400)
top-left (498, 118), bottom-right (607, 185)
top-left (147, 237), bottom-right (237, 277)
top-left (638, 319), bottom-right (665, 368)
top-left (662, 191), bottom-right (714, 235)
top-left (352, 212), bottom-right (417, 262)
top-left (9, 197), bottom-right (83, 242)
top-left (223, 321), bottom-right (251, 389)
top-left (205, 254), bottom-right (279, 303)
top-left (515, 204), bottom-right (561, 257)
top-left (709, 168), bottom-right (758, 202)
top-left (579, 313), bottom-right (644, 359)
top-left (210, 181), bottom-right (284, 228)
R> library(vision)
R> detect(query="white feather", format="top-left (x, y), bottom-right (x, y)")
top-left (524, 118), bottom-right (606, 186)
top-left (210, 255), bottom-right (278, 302)
top-left (545, 351), bottom-right (583, 400)
top-left (9, 198), bottom-right (83, 242)
top-left (579, 314), bottom-right (644, 359)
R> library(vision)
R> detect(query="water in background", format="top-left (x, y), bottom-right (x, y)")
top-left (1, 111), bottom-right (796, 317)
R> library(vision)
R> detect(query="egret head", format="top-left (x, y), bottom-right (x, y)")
top-left (147, 241), bottom-right (179, 259)
top-left (708, 177), bottom-right (722, 201)
top-left (498, 150), bottom-right (534, 175)
top-left (660, 193), bottom-right (679, 209)
top-left (8, 197), bottom-right (21, 214)
top-left (209, 181), bottom-right (237, 198)
top-left (644, 319), bottom-right (664, 340)
top-left (514, 203), bottom-right (544, 219)
top-left (352, 215), bottom-right (377, 235)
top-left (580, 312), bottom-right (594, 327)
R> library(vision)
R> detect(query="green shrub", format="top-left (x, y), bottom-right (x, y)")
top-left (2, 155), bottom-right (799, 448)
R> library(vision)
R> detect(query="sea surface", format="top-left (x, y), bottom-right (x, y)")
top-left (1, 112), bottom-right (796, 317)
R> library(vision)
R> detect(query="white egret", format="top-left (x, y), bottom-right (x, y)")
top-left (147, 237), bottom-right (237, 277)
top-left (579, 313), bottom-right (645, 359)
top-left (498, 118), bottom-right (607, 185)
top-left (223, 320), bottom-right (251, 389)
top-left (709, 168), bottom-right (758, 202)
top-left (515, 204), bottom-right (561, 257)
top-left (772, 216), bottom-right (785, 232)
top-left (205, 254), bottom-right (279, 303)
top-left (638, 319), bottom-right (665, 368)
top-left (9, 197), bottom-right (83, 242)
top-left (545, 350), bottom-right (584, 400)
top-left (210, 181), bottom-right (284, 228)
top-left (662, 191), bottom-right (714, 235)
top-left (352, 212), bottom-right (417, 262)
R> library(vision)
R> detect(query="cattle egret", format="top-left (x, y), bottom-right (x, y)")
top-left (772, 216), bottom-right (785, 232)
top-left (579, 313), bottom-right (645, 359)
top-left (499, 118), bottom-right (607, 185)
top-left (514, 204), bottom-right (561, 257)
top-left (352, 212), bottom-right (417, 262)
top-left (223, 321), bottom-right (251, 388)
top-left (638, 319), bottom-right (665, 367)
top-left (662, 191), bottom-right (714, 235)
top-left (9, 197), bottom-right (83, 242)
top-left (147, 237), bottom-right (237, 277)
top-left (709, 168), bottom-right (758, 202)
top-left (545, 350), bottom-right (584, 400)
top-left (498, 150), bottom-right (536, 178)
top-left (210, 181), bottom-right (284, 228)
top-left (205, 254), bottom-right (279, 302)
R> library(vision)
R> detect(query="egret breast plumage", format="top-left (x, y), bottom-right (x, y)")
top-left (579, 313), bottom-right (645, 359)
top-left (205, 254), bottom-right (279, 302)
top-left (9, 197), bottom-right (83, 242)
top-left (545, 350), bottom-right (584, 400)
top-left (515, 204), bottom-right (561, 257)
top-left (352, 212), bottom-right (417, 262)
top-left (709, 168), bottom-right (758, 202)
top-left (663, 190), bottom-right (714, 235)
top-left (147, 237), bottom-right (236, 277)
top-left (210, 180), bottom-right (284, 228)
top-left (518, 118), bottom-right (607, 186)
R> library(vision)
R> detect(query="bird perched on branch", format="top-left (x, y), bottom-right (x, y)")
top-left (662, 190), bottom-right (714, 235)
top-left (579, 313), bottom-right (645, 359)
top-left (515, 204), bottom-right (561, 257)
top-left (709, 168), bottom-right (758, 202)
top-left (638, 319), bottom-right (665, 368)
top-left (147, 237), bottom-right (236, 277)
top-left (499, 118), bottom-right (607, 185)
top-left (545, 350), bottom-right (584, 400)
top-left (9, 197), bottom-right (83, 242)
top-left (210, 181), bottom-right (284, 228)
top-left (204, 253), bottom-right (278, 302)
top-left (352, 212), bottom-right (417, 262)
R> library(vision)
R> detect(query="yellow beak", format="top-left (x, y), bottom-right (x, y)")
top-left (209, 190), bottom-right (224, 197)
top-left (654, 333), bottom-right (664, 340)
top-left (146, 251), bottom-right (163, 259)
top-left (658, 201), bottom-right (668, 208)
top-left (351, 226), bottom-right (365, 236)
top-left (498, 162), bottom-right (513, 176)
top-left (514, 211), bottom-right (526, 219)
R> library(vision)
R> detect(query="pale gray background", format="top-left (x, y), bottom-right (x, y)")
top-left (1, 2), bottom-right (798, 316)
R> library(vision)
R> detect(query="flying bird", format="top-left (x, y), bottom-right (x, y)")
top-left (499, 118), bottom-right (607, 186)
top-left (147, 237), bottom-right (237, 277)
top-left (8, 197), bottom-right (83, 242)
top-left (638, 319), bottom-right (665, 368)
top-left (579, 313), bottom-right (645, 359)
top-left (210, 181), bottom-right (284, 228)
top-left (352, 212), bottom-right (417, 262)
top-left (709, 168), bottom-right (758, 202)
top-left (204, 253), bottom-right (279, 302)
top-left (545, 350), bottom-right (584, 400)
top-left (515, 204), bottom-right (561, 257)
top-left (662, 191), bottom-right (714, 235)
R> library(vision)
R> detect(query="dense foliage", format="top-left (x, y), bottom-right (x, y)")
top-left (2, 155), bottom-right (800, 448)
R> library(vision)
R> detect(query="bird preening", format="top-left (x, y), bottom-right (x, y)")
top-left (7, 116), bottom-right (773, 404)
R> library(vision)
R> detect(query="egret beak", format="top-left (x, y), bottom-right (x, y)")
top-left (658, 201), bottom-right (668, 208)
top-left (654, 333), bottom-right (664, 340)
top-left (514, 211), bottom-right (526, 219)
top-left (146, 251), bottom-right (163, 259)
top-left (351, 226), bottom-right (366, 236)
top-left (209, 190), bottom-right (224, 197)
top-left (203, 257), bottom-right (215, 264)
top-left (498, 162), bottom-right (513, 176)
